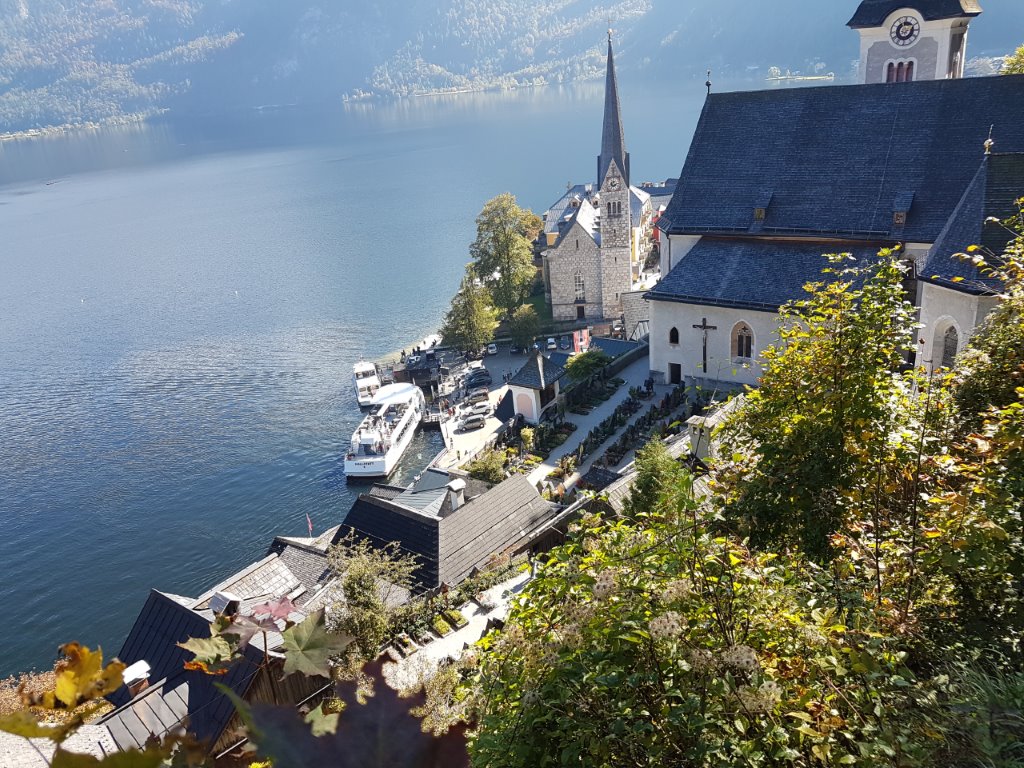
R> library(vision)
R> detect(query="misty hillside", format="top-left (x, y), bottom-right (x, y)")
top-left (1, 0), bottom-right (1022, 134)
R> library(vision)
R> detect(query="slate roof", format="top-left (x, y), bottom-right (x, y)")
top-left (341, 475), bottom-right (556, 589)
top-left (104, 590), bottom-right (264, 750)
top-left (923, 153), bottom-right (1024, 294)
top-left (848, 0), bottom-right (982, 27)
top-left (659, 76), bottom-right (1024, 243)
top-left (553, 197), bottom-right (600, 249)
top-left (647, 238), bottom-right (884, 312)
top-left (589, 337), bottom-right (643, 359)
top-left (543, 184), bottom-right (593, 237)
top-left (510, 352), bottom-right (566, 390)
top-left (598, 36), bottom-right (629, 187)
top-left (437, 474), bottom-right (556, 586)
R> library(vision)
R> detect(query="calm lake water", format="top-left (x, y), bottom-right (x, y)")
top-left (0, 75), bottom-right (722, 677)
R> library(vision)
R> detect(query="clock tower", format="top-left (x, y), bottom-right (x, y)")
top-left (597, 31), bottom-right (633, 320)
top-left (848, 1), bottom-right (982, 84)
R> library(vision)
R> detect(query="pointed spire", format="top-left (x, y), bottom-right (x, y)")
top-left (598, 31), bottom-right (629, 188)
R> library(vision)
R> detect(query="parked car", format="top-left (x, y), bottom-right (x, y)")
top-left (559, 336), bottom-right (571, 350)
top-left (461, 414), bottom-right (487, 431)
top-left (546, 337), bottom-right (557, 350)
top-left (466, 371), bottom-right (492, 387)
top-left (463, 401), bottom-right (491, 417)
top-left (509, 343), bottom-right (523, 354)
top-left (466, 388), bottom-right (490, 404)
top-left (486, 342), bottom-right (498, 356)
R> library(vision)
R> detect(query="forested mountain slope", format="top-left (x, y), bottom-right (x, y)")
top-left (1, 0), bottom-right (1022, 133)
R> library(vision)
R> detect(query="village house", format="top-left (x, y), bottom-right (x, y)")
top-left (647, 1), bottom-right (1024, 390)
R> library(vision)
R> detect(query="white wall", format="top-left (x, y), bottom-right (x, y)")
top-left (649, 301), bottom-right (781, 388)
top-left (916, 282), bottom-right (998, 369)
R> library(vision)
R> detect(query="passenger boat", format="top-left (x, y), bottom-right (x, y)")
top-left (353, 361), bottom-right (382, 407)
top-left (344, 383), bottom-right (425, 478)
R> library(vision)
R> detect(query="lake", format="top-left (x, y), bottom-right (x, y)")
top-left (0, 75), bottom-right (719, 677)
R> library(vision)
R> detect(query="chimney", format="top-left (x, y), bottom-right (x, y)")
top-left (447, 479), bottom-right (467, 511)
top-left (209, 591), bottom-right (242, 617)
top-left (123, 660), bottom-right (151, 697)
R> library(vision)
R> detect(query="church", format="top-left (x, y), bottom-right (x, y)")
top-left (647, 0), bottom-right (1024, 389)
top-left (540, 34), bottom-right (654, 324)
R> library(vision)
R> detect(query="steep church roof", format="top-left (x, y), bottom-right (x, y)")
top-left (848, 0), bottom-right (982, 27)
top-left (597, 34), bottom-right (629, 187)
top-left (648, 239), bottom-right (883, 312)
top-left (923, 152), bottom-right (1024, 294)
top-left (658, 76), bottom-right (1024, 243)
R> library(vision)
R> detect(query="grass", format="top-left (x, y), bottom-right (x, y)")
top-left (524, 291), bottom-right (554, 327)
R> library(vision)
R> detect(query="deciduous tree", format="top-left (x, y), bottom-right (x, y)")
top-left (469, 193), bottom-right (542, 320)
top-left (439, 270), bottom-right (499, 354)
top-left (1002, 43), bottom-right (1024, 74)
top-left (507, 303), bottom-right (539, 350)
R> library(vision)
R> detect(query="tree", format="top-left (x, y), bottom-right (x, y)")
top-left (507, 303), bottom-right (539, 350)
top-left (469, 193), bottom-right (542, 319)
top-left (719, 250), bottom-right (916, 560)
top-left (439, 270), bottom-right (499, 354)
top-left (563, 349), bottom-right (612, 383)
top-left (1002, 43), bottom-right (1024, 74)
top-left (327, 531), bottom-right (418, 660)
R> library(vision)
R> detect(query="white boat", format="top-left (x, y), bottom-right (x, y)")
top-left (344, 383), bottom-right (426, 478)
top-left (353, 361), bottom-right (382, 407)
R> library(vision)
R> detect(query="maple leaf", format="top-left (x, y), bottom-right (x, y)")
top-left (251, 596), bottom-right (299, 622)
top-left (49, 745), bottom-right (169, 767)
top-left (304, 703), bottom-right (340, 737)
top-left (280, 609), bottom-right (350, 678)
top-left (223, 614), bottom-right (281, 651)
top-left (0, 710), bottom-right (80, 740)
top-left (178, 635), bottom-right (235, 675)
top-left (21, 644), bottom-right (126, 710)
top-left (220, 659), bottom-right (469, 768)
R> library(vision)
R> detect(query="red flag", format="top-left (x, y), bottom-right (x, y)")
top-left (306, 513), bottom-right (314, 537)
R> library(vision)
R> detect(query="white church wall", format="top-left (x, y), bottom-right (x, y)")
top-left (915, 282), bottom-right (997, 369)
top-left (649, 301), bottom-right (779, 388)
top-left (660, 233), bottom-right (701, 277)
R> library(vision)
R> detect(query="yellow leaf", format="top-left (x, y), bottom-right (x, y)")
top-left (51, 644), bottom-right (125, 709)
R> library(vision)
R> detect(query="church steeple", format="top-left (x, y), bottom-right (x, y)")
top-left (598, 31), bottom-right (629, 188)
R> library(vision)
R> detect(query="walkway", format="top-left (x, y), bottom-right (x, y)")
top-left (526, 355), bottom-right (660, 485)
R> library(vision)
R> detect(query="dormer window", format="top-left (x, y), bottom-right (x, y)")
top-left (893, 211), bottom-right (907, 226)
top-left (893, 191), bottom-right (914, 229)
top-left (753, 207), bottom-right (766, 221)
top-left (753, 191), bottom-right (773, 224)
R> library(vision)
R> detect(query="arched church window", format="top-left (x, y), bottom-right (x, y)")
top-left (941, 326), bottom-right (959, 369)
top-left (669, 327), bottom-right (679, 345)
top-left (733, 323), bottom-right (753, 360)
top-left (887, 62), bottom-right (896, 83)
top-left (574, 272), bottom-right (586, 302)
top-left (905, 61), bottom-right (914, 82)
top-left (896, 62), bottom-right (906, 82)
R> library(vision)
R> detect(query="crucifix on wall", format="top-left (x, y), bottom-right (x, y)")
top-left (692, 317), bottom-right (717, 374)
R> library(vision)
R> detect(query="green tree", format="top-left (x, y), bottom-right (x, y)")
top-left (507, 303), bottom-right (539, 350)
top-left (1002, 43), bottom-right (1024, 74)
top-left (953, 212), bottom-right (1024, 431)
top-left (469, 193), bottom-right (542, 319)
top-left (327, 532), bottom-right (418, 660)
top-left (563, 348), bottom-right (612, 383)
top-left (439, 270), bottom-right (499, 354)
top-left (720, 250), bottom-right (916, 560)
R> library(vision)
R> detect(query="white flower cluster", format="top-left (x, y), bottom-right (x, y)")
top-left (624, 531), bottom-right (648, 550)
top-left (687, 648), bottom-right (716, 673)
top-left (798, 625), bottom-right (828, 648)
top-left (649, 611), bottom-right (686, 640)
top-left (592, 570), bottom-right (617, 599)
top-left (541, 647), bottom-right (560, 666)
top-left (521, 688), bottom-right (541, 707)
top-left (661, 577), bottom-right (694, 603)
top-left (721, 644), bottom-right (759, 674)
top-left (583, 537), bottom-right (600, 552)
top-left (564, 601), bottom-right (595, 624)
top-left (736, 680), bottom-right (782, 714)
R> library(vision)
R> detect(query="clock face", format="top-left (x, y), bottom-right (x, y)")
top-left (890, 15), bottom-right (920, 47)
top-left (608, 178), bottom-right (620, 190)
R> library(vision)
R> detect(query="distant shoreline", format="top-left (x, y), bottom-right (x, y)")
top-left (0, 109), bottom-right (166, 144)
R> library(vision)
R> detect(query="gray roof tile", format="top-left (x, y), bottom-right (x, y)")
top-left (848, 0), bottom-right (981, 27)
top-left (510, 352), bottom-right (566, 390)
top-left (660, 76), bottom-right (1024, 243)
